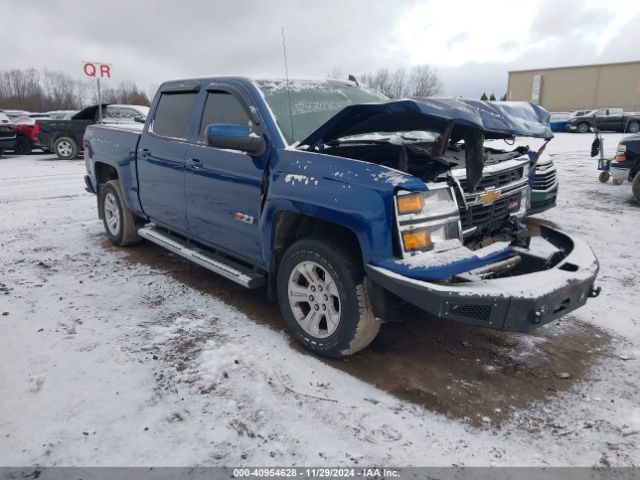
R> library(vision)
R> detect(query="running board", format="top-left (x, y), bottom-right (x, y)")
top-left (138, 225), bottom-right (266, 289)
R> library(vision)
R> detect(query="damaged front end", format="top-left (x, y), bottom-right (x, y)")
top-left (291, 90), bottom-right (600, 331)
top-left (367, 225), bottom-right (600, 332)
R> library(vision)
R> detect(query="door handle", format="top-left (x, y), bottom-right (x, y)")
top-left (188, 158), bottom-right (203, 169)
top-left (140, 148), bottom-right (151, 158)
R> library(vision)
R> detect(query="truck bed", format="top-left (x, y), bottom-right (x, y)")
top-left (84, 123), bottom-right (143, 216)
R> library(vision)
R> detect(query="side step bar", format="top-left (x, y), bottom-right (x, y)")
top-left (138, 225), bottom-right (266, 289)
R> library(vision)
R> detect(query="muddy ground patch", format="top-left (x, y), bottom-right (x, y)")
top-left (118, 239), bottom-right (611, 427)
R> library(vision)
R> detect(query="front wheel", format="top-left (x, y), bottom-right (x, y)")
top-left (599, 171), bottom-right (610, 183)
top-left (277, 238), bottom-right (380, 358)
top-left (577, 122), bottom-right (590, 133)
top-left (99, 179), bottom-right (141, 246)
top-left (54, 136), bottom-right (78, 159)
top-left (633, 173), bottom-right (640, 203)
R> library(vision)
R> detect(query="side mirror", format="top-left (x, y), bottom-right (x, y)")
top-left (134, 116), bottom-right (146, 123)
top-left (206, 124), bottom-right (265, 155)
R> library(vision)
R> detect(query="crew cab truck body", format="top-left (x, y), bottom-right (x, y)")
top-left (84, 77), bottom-right (600, 358)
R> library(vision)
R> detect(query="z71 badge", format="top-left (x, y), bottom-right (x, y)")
top-left (234, 212), bottom-right (255, 224)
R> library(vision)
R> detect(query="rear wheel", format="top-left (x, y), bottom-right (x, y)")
top-left (54, 136), bottom-right (78, 159)
top-left (598, 171), bottom-right (610, 183)
top-left (16, 136), bottom-right (32, 155)
top-left (99, 179), bottom-right (141, 246)
top-left (277, 237), bottom-right (380, 358)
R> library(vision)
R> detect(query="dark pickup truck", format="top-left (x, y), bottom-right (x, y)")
top-left (37, 104), bottom-right (149, 159)
top-left (84, 77), bottom-right (600, 358)
top-left (566, 108), bottom-right (640, 133)
top-left (611, 133), bottom-right (640, 201)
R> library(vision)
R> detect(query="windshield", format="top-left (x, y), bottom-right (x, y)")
top-left (256, 79), bottom-right (387, 144)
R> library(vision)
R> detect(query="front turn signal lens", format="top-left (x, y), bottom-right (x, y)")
top-left (402, 230), bottom-right (432, 251)
top-left (396, 193), bottom-right (424, 214)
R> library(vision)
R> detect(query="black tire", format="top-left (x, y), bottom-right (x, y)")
top-left (16, 136), bottom-right (32, 155)
top-left (54, 136), bottom-right (78, 159)
top-left (577, 122), bottom-right (590, 133)
top-left (613, 178), bottom-right (625, 186)
top-left (633, 173), bottom-right (640, 203)
top-left (277, 237), bottom-right (380, 358)
top-left (99, 179), bottom-right (141, 246)
top-left (626, 121), bottom-right (640, 134)
top-left (598, 171), bottom-right (610, 183)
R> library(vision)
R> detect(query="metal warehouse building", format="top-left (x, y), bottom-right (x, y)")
top-left (507, 60), bottom-right (640, 112)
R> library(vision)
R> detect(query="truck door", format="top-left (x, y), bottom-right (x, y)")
top-left (137, 91), bottom-right (198, 234)
top-left (185, 88), bottom-right (267, 266)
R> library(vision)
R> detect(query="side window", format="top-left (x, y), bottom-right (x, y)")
top-left (198, 91), bottom-right (252, 142)
top-left (151, 92), bottom-right (197, 140)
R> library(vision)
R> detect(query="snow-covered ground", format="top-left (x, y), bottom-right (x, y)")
top-left (0, 133), bottom-right (638, 467)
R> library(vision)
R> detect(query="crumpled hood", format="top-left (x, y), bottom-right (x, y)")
top-left (299, 97), bottom-right (553, 149)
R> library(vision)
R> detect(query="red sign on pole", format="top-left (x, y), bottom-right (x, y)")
top-left (82, 61), bottom-right (111, 78)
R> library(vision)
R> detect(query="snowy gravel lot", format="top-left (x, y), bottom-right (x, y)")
top-left (1, 133), bottom-right (639, 467)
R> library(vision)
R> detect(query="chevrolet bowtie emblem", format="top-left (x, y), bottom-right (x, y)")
top-left (479, 188), bottom-right (501, 206)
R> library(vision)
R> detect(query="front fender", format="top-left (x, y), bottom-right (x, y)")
top-left (261, 149), bottom-right (426, 266)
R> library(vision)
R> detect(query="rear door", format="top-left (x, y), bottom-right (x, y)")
top-left (184, 87), bottom-right (268, 265)
top-left (137, 90), bottom-right (198, 234)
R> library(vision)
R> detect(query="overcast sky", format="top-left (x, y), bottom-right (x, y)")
top-left (3, 0), bottom-right (639, 98)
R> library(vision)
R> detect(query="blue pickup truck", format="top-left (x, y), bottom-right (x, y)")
top-left (84, 77), bottom-right (600, 358)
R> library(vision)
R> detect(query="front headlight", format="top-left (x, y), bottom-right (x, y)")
top-left (395, 186), bottom-right (462, 255)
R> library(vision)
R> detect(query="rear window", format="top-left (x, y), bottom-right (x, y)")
top-left (0, 113), bottom-right (11, 123)
top-left (198, 92), bottom-right (251, 142)
top-left (151, 93), bottom-right (197, 139)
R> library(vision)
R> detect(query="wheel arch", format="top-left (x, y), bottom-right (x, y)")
top-left (95, 162), bottom-right (120, 219)
top-left (266, 211), bottom-right (365, 301)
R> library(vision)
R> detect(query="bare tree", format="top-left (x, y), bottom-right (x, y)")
top-left (408, 65), bottom-right (442, 97)
top-left (41, 70), bottom-right (77, 110)
top-left (361, 64), bottom-right (442, 98)
top-left (0, 69), bottom-right (44, 111)
top-left (99, 81), bottom-right (149, 105)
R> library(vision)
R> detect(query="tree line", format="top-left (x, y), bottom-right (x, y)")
top-left (0, 68), bottom-right (150, 112)
top-left (329, 65), bottom-right (443, 98)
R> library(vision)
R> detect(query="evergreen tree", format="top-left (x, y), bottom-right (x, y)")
top-left (489, 93), bottom-right (496, 101)
top-left (480, 92), bottom-right (488, 100)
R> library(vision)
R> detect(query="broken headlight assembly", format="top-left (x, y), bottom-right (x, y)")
top-left (394, 185), bottom-right (462, 255)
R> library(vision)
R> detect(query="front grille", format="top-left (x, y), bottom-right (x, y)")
top-left (447, 303), bottom-right (493, 322)
top-left (533, 169), bottom-right (557, 190)
top-left (459, 193), bottom-right (521, 231)
top-left (459, 166), bottom-right (524, 192)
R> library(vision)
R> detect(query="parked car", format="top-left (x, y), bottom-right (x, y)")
top-left (566, 108), bottom-right (640, 133)
top-left (0, 112), bottom-right (17, 156)
top-left (12, 116), bottom-right (41, 154)
top-left (36, 104), bottom-right (149, 159)
top-left (610, 133), bottom-right (640, 201)
top-left (83, 77), bottom-right (600, 358)
top-left (549, 112), bottom-right (569, 132)
top-left (529, 156), bottom-right (558, 214)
